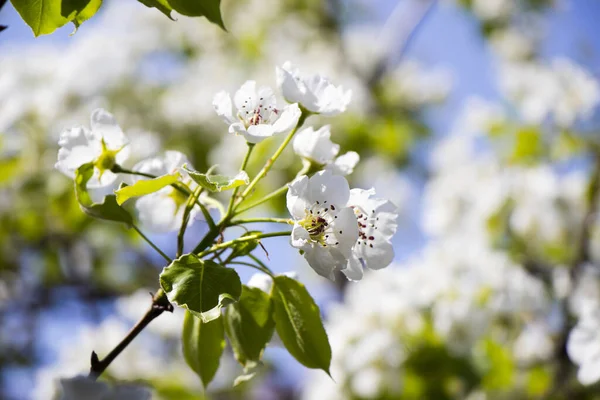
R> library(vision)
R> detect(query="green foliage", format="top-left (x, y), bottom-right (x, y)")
top-left (228, 231), bottom-right (262, 259)
top-left (74, 163), bottom-right (133, 225)
top-left (114, 173), bottom-right (179, 205)
top-left (477, 339), bottom-right (515, 391)
top-left (160, 254), bottom-right (242, 322)
top-left (168, 0), bottom-right (225, 29)
top-left (271, 276), bottom-right (331, 374)
top-left (510, 127), bottom-right (543, 165)
top-left (137, 0), bottom-right (174, 19)
top-left (10, 0), bottom-right (101, 36)
top-left (224, 285), bottom-right (275, 369)
top-left (182, 311), bottom-right (225, 388)
top-left (184, 165), bottom-right (249, 192)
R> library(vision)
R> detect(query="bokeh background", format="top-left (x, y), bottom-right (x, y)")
top-left (2, 0), bottom-right (600, 398)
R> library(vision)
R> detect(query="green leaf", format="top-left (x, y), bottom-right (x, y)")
top-left (184, 165), bottom-right (248, 192)
top-left (74, 163), bottom-right (133, 225)
top-left (271, 276), bottom-right (331, 373)
top-left (137, 0), bottom-right (175, 20)
top-left (11, 0), bottom-right (69, 36)
top-left (182, 311), bottom-right (225, 388)
top-left (160, 254), bottom-right (242, 322)
top-left (168, 0), bottom-right (225, 29)
top-left (69, 0), bottom-right (102, 29)
top-left (510, 127), bottom-right (543, 165)
top-left (224, 285), bottom-right (275, 368)
top-left (114, 173), bottom-right (179, 205)
top-left (228, 231), bottom-right (262, 259)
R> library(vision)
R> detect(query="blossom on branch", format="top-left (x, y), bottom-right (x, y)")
top-left (213, 80), bottom-right (301, 143)
top-left (55, 108), bottom-right (129, 188)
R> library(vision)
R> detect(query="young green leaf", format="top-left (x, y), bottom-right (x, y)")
top-left (224, 285), bottom-right (275, 368)
top-left (271, 276), bottom-right (331, 374)
top-left (69, 0), bottom-right (102, 29)
top-left (137, 0), bottom-right (175, 20)
top-left (182, 311), bottom-right (225, 388)
top-left (160, 255), bottom-right (242, 322)
top-left (228, 231), bottom-right (262, 259)
top-left (167, 0), bottom-right (225, 29)
top-left (74, 163), bottom-right (133, 225)
top-left (183, 165), bottom-right (248, 192)
top-left (11, 0), bottom-right (69, 36)
top-left (114, 173), bottom-right (179, 205)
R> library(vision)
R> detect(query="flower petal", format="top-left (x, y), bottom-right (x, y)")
top-left (342, 254), bottom-right (364, 281)
top-left (307, 170), bottom-right (350, 207)
top-left (271, 103), bottom-right (301, 135)
top-left (213, 91), bottom-right (236, 124)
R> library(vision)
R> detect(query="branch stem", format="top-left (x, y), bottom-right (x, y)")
top-left (131, 224), bottom-right (171, 263)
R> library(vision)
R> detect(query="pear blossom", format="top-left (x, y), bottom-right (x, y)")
top-left (293, 125), bottom-right (360, 176)
top-left (567, 310), bottom-right (600, 385)
top-left (55, 109), bottom-right (129, 188)
top-left (213, 80), bottom-right (301, 143)
top-left (276, 61), bottom-right (352, 116)
top-left (132, 151), bottom-right (200, 233)
top-left (287, 170), bottom-right (358, 279)
top-left (246, 271), bottom-right (299, 294)
top-left (342, 189), bottom-right (399, 281)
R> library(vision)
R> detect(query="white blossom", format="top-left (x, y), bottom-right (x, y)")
top-left (55, 109), bottom-right (129, 188)
top-left (567, 309), bottom-right (600, 385)
top-left (293, 125), bottom-right (359, 176)
top-left (213, 80), bottom-right (301, 143)
top-left (276, 61), bottom-right (352, 116)
top-left (286, 170), bottom-right (358, 279)
top-left (132, 151), bottom-right (200, 233)
top-left (342, 188), bottom-right (399, 281)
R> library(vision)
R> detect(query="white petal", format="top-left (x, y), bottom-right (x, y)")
top-left (229, 122), bottom-right (248, 138)
top-left (276, 63), bottom-right (304, 104)
top-left (55, 126), bottom-right (99, 177)
top-left (303, 245), bottom-right (338, 280)
top-left (291, 225), bottom-right (311, 249)
top-left (212, 91), bottom-right (236, 124)
top-left (308, 170), bottom-right (350, 207)
top-left (287, 175), bottom-right (310, 220)
top-left (342, 254), bottom-right (364, 281)
top-left (329, 206), bottom-right (359, 257)
top-left (356, 236), bottom-right (395, 270)
top-left (271, 103), bottom-right (301, 135)
top-left (136, 190), bottom-right (182, 233)
top-left (293, 125), bottom-right (339, 164)
top-left (245, 124), bottom-right (276, 143)
top-left (578, 358), bottom-right (600, 385)
top-left (247, 273), bottom-right (274, 293)
top-left (328, 151), bottom-right (359, 176)
top-left (234, 80), bottom-right (258, 112)
top-left (162, 150), bottom-right (189, 174)
top-left (90, 108), bottom-right (127, 148)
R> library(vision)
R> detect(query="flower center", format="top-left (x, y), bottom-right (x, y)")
top-left (298, 201), bottom-right (339, 247)
top-left (239, 96), bottom-right (279, 127)
top-left (94, 138), bottom-right (126, 179)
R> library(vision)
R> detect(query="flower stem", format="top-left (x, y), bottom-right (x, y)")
top-left (177, 186), bottom-right (204, 257)
top-left (131, 224), bottom-right (171, 263)
top-left (88, 289), bottom-right (173, 381)
top-left (227, 143), bottom-right (255, 216)
top-left (230, 217), bottom-right (292, 225)
top-left (197, 231), bottom-right (292, 258)
top-left (228, 261), bottom-right (275, 278)
top-left (236, 113), bottom-right (308, 207)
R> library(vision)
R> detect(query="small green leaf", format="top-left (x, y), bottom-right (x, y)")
top-left (137, 0), bottom-right (175, 20)
top-left (225, 285), bottom-right (275, 368)
top-left (271, 276), bottom-right (331, 373)
top-left (168, 0), bottom-right (225, 29)
top-left (160, 254), bottom-right (242, 322)
top-left (114, 173), bottom-right (179, 205)
top-left (510, 127), bottom-right (543, 164)
top-left (228, 231), bottom-right (262, 259)
top-left (182, 311), bottom-right (225, 388)
top-left (74, 163), bottom-right (133, 225)
top-left (69, 0), bottom-right (102, 29)
top-left (11, 0), bottom-right (69, 36)
top-left (184, 165), bottom-right (249, 192)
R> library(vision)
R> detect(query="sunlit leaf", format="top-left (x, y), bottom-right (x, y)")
top-left (228, 231), bottom-right (262, 259)
top-left (271, 276), bottom-right (331, 373)
top-left (74, 163), bottom-right (133, 225)
top-left (137, 0), bottom-right (174, 20)
top-left (184, 165), bottom-right (249, 192)
top-left (168, 0), bottom-right (225, 29)
top-left (68, 0), bottom-right (102, 29)
top-left (182, 311), bottom-right (225, 388)
top-left (11, 0), bottom-right (69, 36)
top-left (224, 285), bottom-right (274, 369)
top-left (114, 173), bottom-right (179, 205)
top-left (160, 254), bottom-right (242, 322)
top-left (510, 127), bottom-right (543, 164)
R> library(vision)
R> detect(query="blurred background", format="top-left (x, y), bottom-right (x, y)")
top-left (2, 0), bottom-right (600, 398)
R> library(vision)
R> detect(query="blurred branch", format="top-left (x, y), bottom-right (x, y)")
top-left (88, 290), bottom-right (173, 381)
